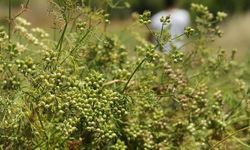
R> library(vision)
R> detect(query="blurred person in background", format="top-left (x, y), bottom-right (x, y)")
top-left (150, 0), bottom-right (190, 51)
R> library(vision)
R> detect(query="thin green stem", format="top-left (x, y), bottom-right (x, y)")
top-left (23, 91), bottom-right (49, 140)
top-left (170, 33), bottom-right (185, 41)
top-left (59, 29), bottom-right (91, 65)
top-left (225, 99), bottom-right (244, 121)
top-left (122, 57), bottom-right (147, 93)
top-left (56, 22), bottom-right (68, 50)
top-left (56, 22), bottom-right (68, 63)
top-left (53, 21), bottom-right (56, 41)
top-left (145, 24), bottom-right (160, 46)
top-left (8, 0), bottom-right (12, 41)
top-left (159, 23), bottom-right (165, 41)
top-left (209, 126), bottom-right (250, 150)
top-left (232, 135), bottom-right (250, 148)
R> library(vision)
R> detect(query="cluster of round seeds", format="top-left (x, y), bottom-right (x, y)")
top-left (77, 72), bottom-right (129, 147)
top-left (16, 42), bottom-right (26, 52)
top-left (191, 4), bottom-right (213, 21)
top-left (160, 16), bottom-right (170, 25)
top-left (2, 75), bottom-right (20, 90)
top-left (184, 26), bottom-right (195, 38)
top-left (15, 17), bottom-right (31, 26)
top-left (15, 58), bottom-right (36, 76)
top-left (139, 11), bottom-right (151, 25)
top-left (142, 131), bottom-right (155, 149)
top-left (6, 44), bottom-right (21, 59)
top-left (14, 17), bottom-right (48, 49)
top-left (35, 70), bottom-right (129, 148)
top-left (170, 50), bottom-right (184, 63)
top-left (111, 68), bottom-right (131, 80)
top-left (56, 117), bottom-right (79, 136)
top-left (191, 3), bottom-right (227, 41)
top-left (111, 139), bottom-right (127, 150)
top-left (112, 44), bottom-right (128, 65)
top-left (124, 124), bottom-right (143, 141)
top-left (31, 28), bottom-right (49, 38)
top-left (76, 21), bottom-right (87, 31)
top-left (135, 44), bottom-right (158, 63)
top-left (210, 90), bottom-right (224, 117)
top-left (188, 85), bottom-right (209, 116)
top-left (164, 63), bottom-right (187, 89)
top-left (43, 49), bottom-right (58, 65)
top-left (37, 71), bottom-right (77, 91)
top-left (15, 26), bottom-right (39, 45)
top-left (178, 95), bottom-right (190, 110)
top-left (216, 11), bottom-right (228, 22)
top-left (151, 110), bottom-right (168, 130)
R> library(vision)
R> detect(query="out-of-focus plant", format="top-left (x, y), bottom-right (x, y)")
top-left (129, 0), bottom-right (250, 15)
top-left (0, 0), bottom-right (24, 7)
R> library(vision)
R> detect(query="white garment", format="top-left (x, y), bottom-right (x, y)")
top-left (151, 8), bottom-right (190, 51)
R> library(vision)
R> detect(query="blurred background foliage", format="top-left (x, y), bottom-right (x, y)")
top-left (69, 0), bottom-right (250, 18)
top-left (1, 0), bottom-right (250, 58)
top-left (2, 0), bottom-right (250, 17)
top-left (0, 0), bottom-right (23, 6)
top-left (180, 0), bottom-right (250, 14)
top-left (103, 0), bottom-right (250, 18)
top-left (128, 0), bottom-right (250, 15)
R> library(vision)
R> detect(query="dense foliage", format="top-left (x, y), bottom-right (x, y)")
top-left (1, 0), bottom-right (250, 149)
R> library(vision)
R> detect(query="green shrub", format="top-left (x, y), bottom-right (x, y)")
top-left (0, 1), bottom-right (250, 150)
